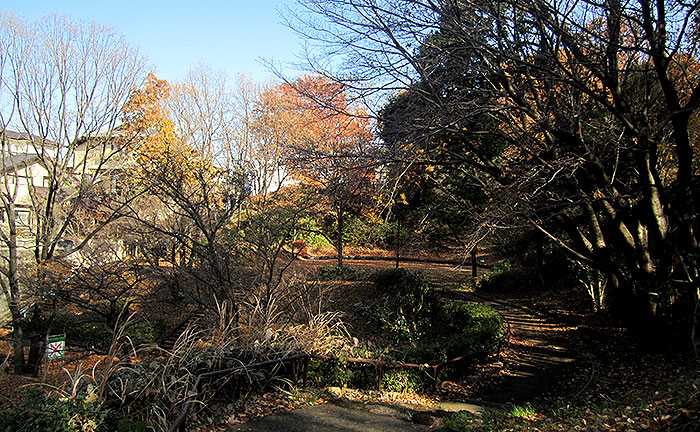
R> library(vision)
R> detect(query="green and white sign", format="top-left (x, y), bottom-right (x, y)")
top-left (47, 335), bottom-right (65, 360)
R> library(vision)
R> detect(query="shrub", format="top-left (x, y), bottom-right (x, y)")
top-left (295, 218), bottom-right (331, 247)
top-left (65, 320), bottom-right (114, 351)
top-left (0, 388), bottom-right (110, 432)
top-left (57, 315), bottom-right (162, 352)
top-left (342, 216), bottom-right (394, 248)
top-left (370, 268), bottom-right (430, 296)
top-left (360, 269), bottom-right (437, 343)
top-left (441, 411), bottom-right (480, 431)
top-left (307, 358), bottom-right (355, 387)
top-left (510, 403), bottom-right (538, 419)
top-left (403, 302), bottom-right (503, 364)
top-left (381, 369), bottom-right (429, 393)
top-left (491, 259), bottom-right (512, 275)
top-left (478, 268), bottom-right (533, 292)
top-left (362, 269), bottom-right (503, 364)
top-left (307, 361), bottom-right (431, 392)
top-left (126, 320), bottom-right (158, 347)
top-left (438, 302), bottom-right (503, 348)
top-left (318, 265), bottom-right (366, 281)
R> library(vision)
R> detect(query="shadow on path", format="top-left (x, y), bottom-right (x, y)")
top-left (454, 292), bottom-right (577, 405)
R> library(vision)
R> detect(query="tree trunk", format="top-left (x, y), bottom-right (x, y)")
top-left (693, 287), bottom-right (700, 357)
top-left (396, 219), bottom-right (401, 269)
top-left (26, 335), bottom-right (46, 376)
top-left (23, 299), bottom-right (56, 376)
top-left (471, 244), bottom-right (477, 277)
top-left (336, 200), bottom-right (344, 268)
top-left (535, 233), bottom-right (547, 287)
top-left (5, 208), bottom-right (26, 374)
top-left (9, 305), bottom-right (26, 375)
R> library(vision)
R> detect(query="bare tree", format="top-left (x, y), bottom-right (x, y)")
top-left (0, 12), bottom-right (146, 373)
top-left (123, 69), bottom-right (249, 321)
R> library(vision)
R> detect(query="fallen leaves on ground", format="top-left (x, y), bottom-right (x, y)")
top-left (191, 389), bottom-right (327, 431)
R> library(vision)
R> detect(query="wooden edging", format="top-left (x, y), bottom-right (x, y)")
top-left (307, 254), bottom-right (493, 268)
top-left (167, 354), bottom-right (309, 432)
top-left (166, 320), bottom-right (509, 432)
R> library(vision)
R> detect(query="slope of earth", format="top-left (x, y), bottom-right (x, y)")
top-left (190, 259), bottom-right (700, 431)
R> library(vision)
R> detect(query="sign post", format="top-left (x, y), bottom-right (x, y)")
top-left (47, 335), bottom-right (66, 360)
top-left (44, 334), bottom-right (66, 380)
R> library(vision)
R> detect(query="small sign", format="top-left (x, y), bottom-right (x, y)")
top-left (47, 335), bottom-right (65, 360)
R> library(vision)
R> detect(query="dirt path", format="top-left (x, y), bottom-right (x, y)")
top-left (454, 292), bottom-right (577, 405)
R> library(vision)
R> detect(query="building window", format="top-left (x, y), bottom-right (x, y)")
top-left (15, 209), bottom-right (31, 226)
top-left (125, 243), bottom-right (138, 257)
top-left (7, 174), bottom-right (31, 185)
top-left (111, 174), bottom-right (123, 196)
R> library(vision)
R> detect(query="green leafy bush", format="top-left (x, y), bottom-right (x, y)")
top-left (0, 388), bottom-right (110, 432)
top-left (342, 216), bottom-right (394, 248)
top-left (307, 358), bottom-right (355, 387)
top-left (361, 268), bottom-right (437, 343)
top-left (400, 302), bottom-right (503, 364)
top-left (381, 368), bottom-right (429, 393)
top-left (57, 315), bottom-right (162, 352)
top-left (510, 403), bottom-right (537, 419)
top-left (307, 360), bottom-right (431, 392)
top-left (64, 320), bottom-right (114, 351)
top-left (478, 268), bottom-right (533, 292)
top-left (363, 269), bottom-right (503, 364)
top-left (318, 265), bottom-right (366, 281)
top-left (308, 269), bottom-right (504, 390)
top-left (441, 411), bottom-right (481, 431)
top-left (295, 218), bottom-right (331, 247)
top-left (370, 268), bottom-right (430, 296)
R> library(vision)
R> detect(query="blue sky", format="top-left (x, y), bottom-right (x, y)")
top-left (0, 0), bottom-right (305, 83)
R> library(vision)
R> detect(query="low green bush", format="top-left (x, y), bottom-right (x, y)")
top-left (381, 368), bottom-right (430, 393)
top-left (310, 269), bottom-right (504, 391)
top-left (295, 218), bottom-right (331, 247)
top-left (318, 265), bottom-right (366, 281)
top-left (441, 411), bottom-right (481, 431)
top-left (400, 303), bottom-right (503, 364)
top-left (307, 358), bottom-right (355, 387)
top-left (343, 216), bottom-right (394, 248)
top-left (0, 388), bottom-right (111, 432)
top-left (363, 269), bottom-right (503, 364)
top-left (478, 268), bottom-right (533, 292)
top-left (126, 320), bottom-right (159, 347)
top-left (306, 360), bottom-right (432, 392)
top-left (510, 403), bottom-right (537, 419)
top-left (361, 268), bottom-right (437, 343)
top-left (66, 320), bottom-right (114, 351)
top-left (55, 314), bottom-right (163, 352)
top-left (370, 268), bottom-right (430, 296)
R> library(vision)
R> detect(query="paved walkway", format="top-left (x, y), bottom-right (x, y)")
top-left (227, 401), bottom-right (429, 432)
